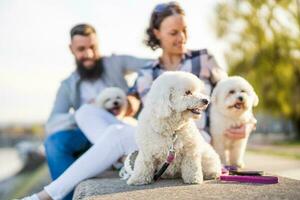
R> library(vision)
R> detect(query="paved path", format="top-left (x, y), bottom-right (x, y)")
top-left (245, 151), bottom-right (300, 180)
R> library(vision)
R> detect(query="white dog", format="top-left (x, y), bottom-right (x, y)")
top-left (126, 71), bottom-right (221, 185)
top-left (94, 87), bottom-right (128, 119)
top-left (94, 87), bottom-right (138, 127)
top-left (210, 76), bottom-right (258, 168)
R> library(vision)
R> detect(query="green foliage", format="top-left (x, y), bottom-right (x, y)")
top-left (215, 0), bottom-right (300, 136)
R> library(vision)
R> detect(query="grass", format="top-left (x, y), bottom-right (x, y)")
top-left (272, 140), bottom-right (300, 146)
top-left (8, 164), bottom-right (49, 200)
top-left (248, 140), bottom-right (300, 160)
top-left (248, 148), bottom-right (300, 160)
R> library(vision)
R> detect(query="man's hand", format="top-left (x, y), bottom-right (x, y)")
top-left (125, 95), bottom-right (141, 117)
top-left (224, 123), bottom-right (255, 140)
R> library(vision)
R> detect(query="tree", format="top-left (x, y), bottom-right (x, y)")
top-left (215, 0), bottom-right (300, 137)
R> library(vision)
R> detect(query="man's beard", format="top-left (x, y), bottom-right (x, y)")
top-left (76, 58), bottom-right (103, 81)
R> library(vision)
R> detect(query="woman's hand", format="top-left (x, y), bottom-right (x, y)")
top-left (87, 98), bottom-right (95, 104)
top-left (224, 124), bottom-right (255, 140)
top-left (125, 95), bottom-right (141, 117)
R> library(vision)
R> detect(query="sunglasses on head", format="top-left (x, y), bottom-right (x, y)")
top-left (153, 1), bottom-right (179, 13)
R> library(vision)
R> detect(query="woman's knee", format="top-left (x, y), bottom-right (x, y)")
top-left (104, 124), bottom-right (135, 137)
top-left (75, 104), bottom-right (119, 124)
top-left (99, 124), bottom-right (136, 149)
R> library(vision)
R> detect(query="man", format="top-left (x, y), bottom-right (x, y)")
top-left (44, 24), bottom-right (148, 200)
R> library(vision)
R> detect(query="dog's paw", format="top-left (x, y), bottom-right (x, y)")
top-left (183, 175), bottom-right (204, 184)
top-left (203, 170), bottom-right (221, 180)
top-left (127, 176), bottom-right (152, 186)
top-left (236, 161), bottom-right (245, 169)
top-left (203, 163), bottom-right (222, 180)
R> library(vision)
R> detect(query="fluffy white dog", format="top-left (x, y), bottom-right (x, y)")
top-left (94, 87), bottom-right (128, 119)
top-left (94, 87), bottom-right (138, 127)
top-left (126, 71), bottom-right (221, 185)
top-left (210, 76), bottom-right (258, 168)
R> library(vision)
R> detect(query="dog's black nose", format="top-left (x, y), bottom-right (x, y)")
top-left (113, 101), bottom-right (119, 106)
top-left (201, 99), bottom-right (209, 105)
top-left (238, 96), bottom-right (243, 101)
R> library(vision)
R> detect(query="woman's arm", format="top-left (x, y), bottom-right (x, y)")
top-left (125, 95), bottom-right (141, 117)
top-left (200, 52), bottom-right (228, 85)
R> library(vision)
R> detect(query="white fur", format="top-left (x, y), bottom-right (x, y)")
top-left (94, 87), bottom-right (138, 126)
top-left (210, 76), bottom-right (258, 168)
top-left (126, 71), bottom-right (221, 185)
top-left (94, 87), bottom-right (128, 119)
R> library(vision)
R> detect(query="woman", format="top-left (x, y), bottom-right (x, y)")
top-left (23, 2), bottom-right (250, 200)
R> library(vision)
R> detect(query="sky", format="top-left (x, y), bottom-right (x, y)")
top-left (0, 0), bottom-right (227, 124)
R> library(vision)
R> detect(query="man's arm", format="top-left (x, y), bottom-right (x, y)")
top-left (116, 55), bottom-right (153, 74)
top-left (45, 83), bottom-right (75, 135)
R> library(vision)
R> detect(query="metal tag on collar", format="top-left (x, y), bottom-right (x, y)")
top-left (167, 133), bottom-right (177, 163)
top-left (167, 150), bottom-right (176, 163)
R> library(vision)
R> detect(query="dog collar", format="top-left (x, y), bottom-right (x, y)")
top-left (153, 133), bottom-right (178, 181)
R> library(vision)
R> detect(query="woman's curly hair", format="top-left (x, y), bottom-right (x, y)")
top-left (145, 2), bottom-right (185, 51)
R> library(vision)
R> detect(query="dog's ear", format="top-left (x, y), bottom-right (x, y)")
top-left (149, 87), bottom-right (173, 118)
top-left (94, 94), bottom-right (103, 107)
top-left (252, 91), bottom-right (259, 107)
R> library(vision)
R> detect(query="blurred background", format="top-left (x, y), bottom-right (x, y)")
top-left (0, 0), bottom-right (299, 199)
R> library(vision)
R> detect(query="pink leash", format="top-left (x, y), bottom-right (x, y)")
top-left (220, 174), bottom-right (278, 184)
top-left (220, 166), bottom-right (278, 184)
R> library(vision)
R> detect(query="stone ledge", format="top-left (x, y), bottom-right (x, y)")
top-left (73, 171), bottom-right (300, 200)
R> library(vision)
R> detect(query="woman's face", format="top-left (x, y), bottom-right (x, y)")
top-left (154, 14), bottom-right (187, 55)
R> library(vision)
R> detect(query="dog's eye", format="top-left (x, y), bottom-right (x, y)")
top-left (241, 90), bottom-right (246, 93)
top-left (229, 90), bottom-right (235, 94)
top-left (104, 98), bottom-right (111, 104)
top-left (185, 90), bottom-right (192, 95)
top-left (116, 96), bottom-right (121, 99)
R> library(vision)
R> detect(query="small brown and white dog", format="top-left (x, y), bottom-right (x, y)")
top-left (210, 76), bottom-right (258, 168)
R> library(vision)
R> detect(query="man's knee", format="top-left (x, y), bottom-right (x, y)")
top-left (45, 129), bottom-right (91, 157)
top-left (44, 130), bottom-right (73, 155)
top-left (44, 134), bottom-right (60, 159)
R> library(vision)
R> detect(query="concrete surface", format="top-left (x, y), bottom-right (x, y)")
top-left (73, 152), bottom-right (300, 200)
top-left (73, 172), bottom-right (300, 200)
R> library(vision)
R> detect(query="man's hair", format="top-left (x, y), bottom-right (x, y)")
top-left (70, 24), bottom-right (96, 39)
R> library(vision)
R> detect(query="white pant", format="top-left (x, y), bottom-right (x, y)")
top-left (44, 104), bottom-right (137, 200)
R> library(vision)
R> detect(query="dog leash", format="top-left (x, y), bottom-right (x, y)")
top-left (220, 166), bottom-right (278, 184)
top-left (153, 133), bottom-right (177, 181)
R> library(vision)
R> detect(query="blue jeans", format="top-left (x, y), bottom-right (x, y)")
top-left (44, 129), bottom-right (91, 200)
